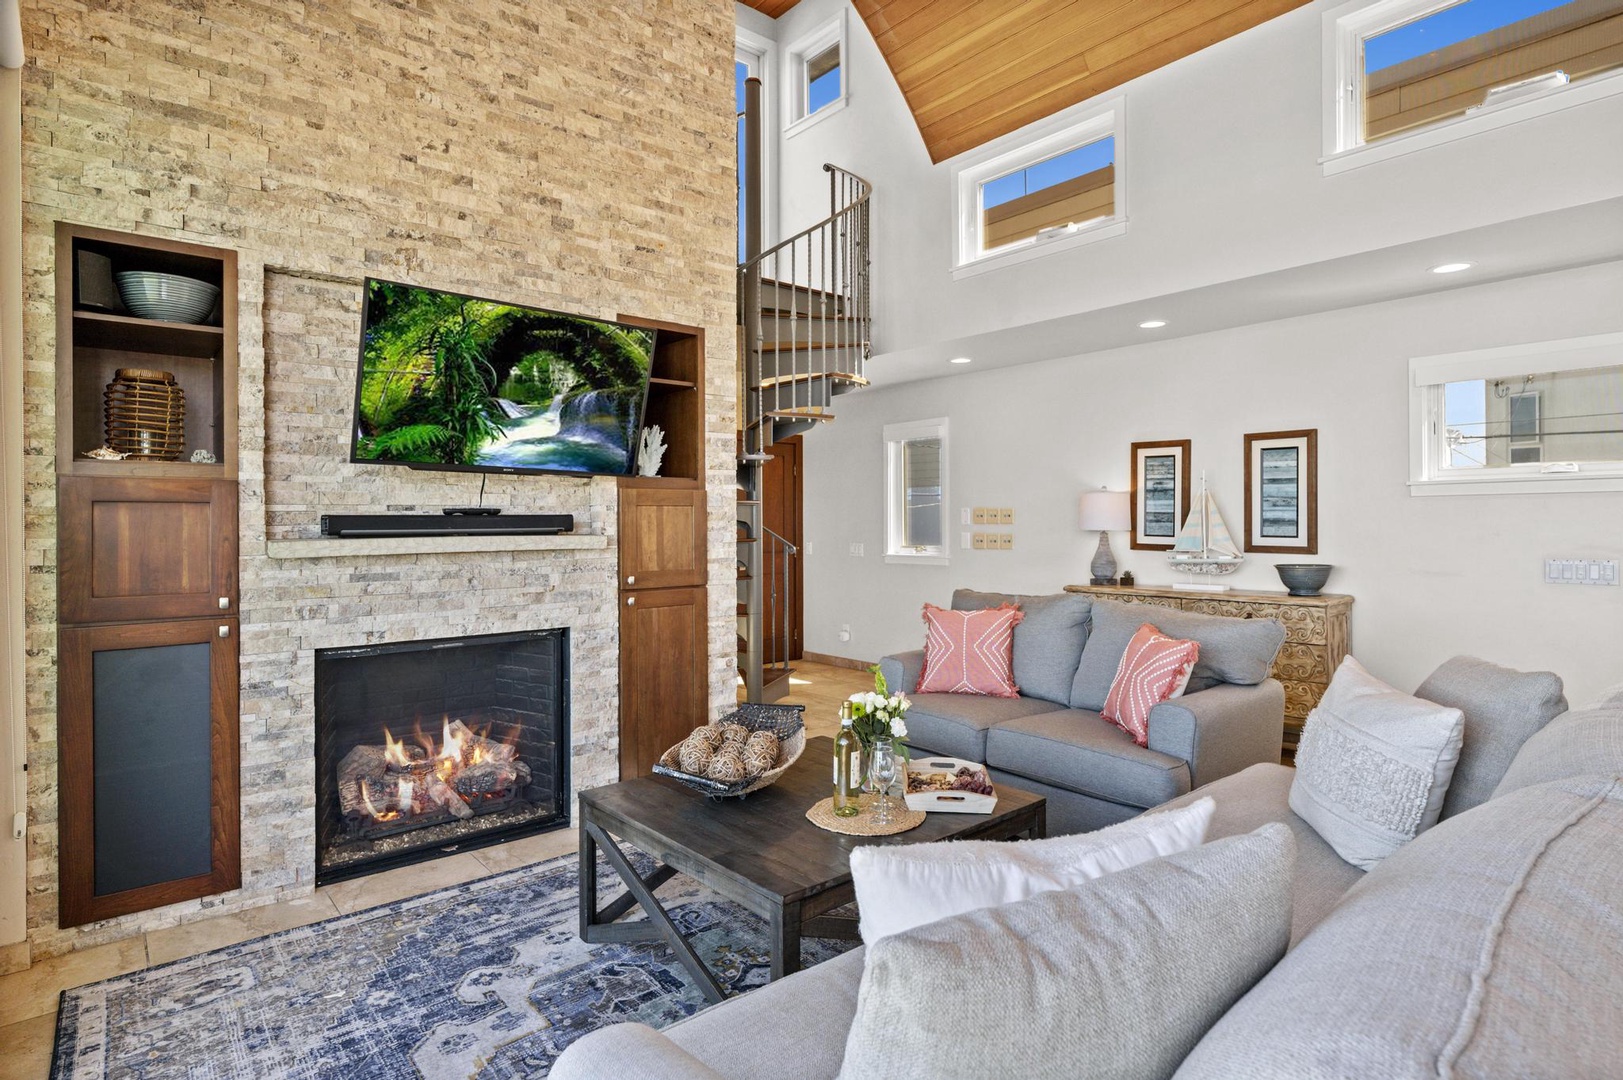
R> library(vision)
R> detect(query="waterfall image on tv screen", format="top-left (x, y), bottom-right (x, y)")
top-left (351, 279), bottom-right (655, 476)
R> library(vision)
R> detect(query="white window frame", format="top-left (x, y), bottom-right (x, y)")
top-left (950, 100), bottom-right (1126, 278)
top-left (784, 10), bottom-right (847, 138)
top-left (1409, 331), bottom-right (1623, 496)
top-left (1322, 0), bottom-right (1623, 175)
top-left (736, 27), bottom-right (780, 250)
top-left (884, 417), bottom-right (949, 565)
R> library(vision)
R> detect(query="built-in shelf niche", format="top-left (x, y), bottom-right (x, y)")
top-left (56, 224), bottom-right (239, 478)
top-left (620, 314), bottom-right (704, 484)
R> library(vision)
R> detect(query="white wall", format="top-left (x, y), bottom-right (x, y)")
top-left (801, 260), bottom-right (1623, 705)
top-left (770, 0), bottom-right (1623, 357)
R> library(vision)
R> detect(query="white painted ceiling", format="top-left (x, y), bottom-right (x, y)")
top-left (869, 196), bottom-right (1623, 387)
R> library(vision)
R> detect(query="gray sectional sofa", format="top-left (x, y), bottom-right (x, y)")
top-left (553, 669), bottom-right (1623, 1079)
top-left (880, 590), bottom-right (1288, 834)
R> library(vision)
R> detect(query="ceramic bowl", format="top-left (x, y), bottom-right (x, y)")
top-left (1276, 563), bottom-right (1333, 596)
top-left (114, 271), bottom-right (221, 324)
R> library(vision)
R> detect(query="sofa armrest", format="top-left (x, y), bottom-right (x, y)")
top-left (1147, 679), bottom-right (1285, 788)
top-left (550, 1023), bottom-right (728, 1080)
top-left (879, 649), bottom-right (924, 696)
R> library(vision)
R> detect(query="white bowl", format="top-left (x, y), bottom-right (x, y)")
top-left (115, 271), bottom-right (221, 324)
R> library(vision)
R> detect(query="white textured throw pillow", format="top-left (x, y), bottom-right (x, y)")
top-left (849, 796), bottom-right (1214, 944)
top-left (1290, 656), bottom-right (1464, 870)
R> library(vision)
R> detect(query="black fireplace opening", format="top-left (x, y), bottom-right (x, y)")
top-left (314, 628), bottom-right (569, 885)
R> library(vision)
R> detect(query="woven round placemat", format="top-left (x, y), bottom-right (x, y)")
top-left (805, 795), bottom-right (925, 836)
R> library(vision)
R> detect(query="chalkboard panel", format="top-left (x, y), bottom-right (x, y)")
top-left (93, 642), bottom-right (213, 896)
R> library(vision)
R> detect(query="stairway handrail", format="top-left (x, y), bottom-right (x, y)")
top-left (737, 164), bottom-right (872, 277)
top-left (760, 524), bottom-right (798, 556)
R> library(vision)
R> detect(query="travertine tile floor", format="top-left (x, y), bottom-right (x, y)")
top-left (0, 660), bottom-right (872, 1080)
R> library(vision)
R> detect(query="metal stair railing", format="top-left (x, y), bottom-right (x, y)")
top-left (737, 76), bottom-right (871, 702)
top-left (759, 525), bottom-right (797, 690)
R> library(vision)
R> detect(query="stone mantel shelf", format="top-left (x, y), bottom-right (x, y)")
top-left (264, 533), bottom-right (610, 559)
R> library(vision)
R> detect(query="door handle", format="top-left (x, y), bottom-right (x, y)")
top-left (218, 625), bottom-right (231, 638)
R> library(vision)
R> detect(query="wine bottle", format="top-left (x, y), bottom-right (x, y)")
top-left (833, 707), bottom-right (860, 817)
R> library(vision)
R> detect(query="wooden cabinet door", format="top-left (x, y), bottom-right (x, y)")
top-left (59, 476), bottom-right (238, 624)
top-left (58, 617), bottom-right (241, 927)
top-left (619, 585), bottom-right (708, 779)
top-left (618, 481), bottom-right (706, 590)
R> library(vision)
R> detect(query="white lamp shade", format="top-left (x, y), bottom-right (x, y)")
top-left (1079, 490), bottom-right (1131, 532)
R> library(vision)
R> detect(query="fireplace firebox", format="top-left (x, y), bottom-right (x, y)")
top-left (314, 629), bottom-right (569, 884)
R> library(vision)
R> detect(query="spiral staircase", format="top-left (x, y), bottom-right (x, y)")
top-left (736, 80), bottom-right (872, 702)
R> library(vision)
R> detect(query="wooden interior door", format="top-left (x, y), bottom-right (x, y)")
top-left (759, 436), bottom-right (803, 664)
top-left (618, 585), bottom-right (708, 778)
top-left (58, 476), bottom-right (237, 624)
top-left (58, 617), bottom-right (241, 927)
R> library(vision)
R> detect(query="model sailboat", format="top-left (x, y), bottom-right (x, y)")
top-left (1167, 473), bottom-right (1243, 592)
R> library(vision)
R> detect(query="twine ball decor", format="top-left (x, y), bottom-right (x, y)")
top-left (706, 750), bottom-right (747, 783)
top-left (742, 742), bottom-right (777, 775)
top-left (690, 725), bottom-right (724, 751)
top-left (717, 723), bottom-right (750, 747)
top-left (678, 738), bottom-right (714, 775)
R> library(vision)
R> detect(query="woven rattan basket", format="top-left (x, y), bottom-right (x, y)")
top-left (104, 368), bottom-right (185, 460)
top-left (653, 703), bottom-right (806, 799)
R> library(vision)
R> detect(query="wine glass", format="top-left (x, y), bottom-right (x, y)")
top-left (868, 742), bottom-right (899, 826)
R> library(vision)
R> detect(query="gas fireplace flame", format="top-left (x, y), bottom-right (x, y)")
top-left (382, 727), bottom-right (412, 769)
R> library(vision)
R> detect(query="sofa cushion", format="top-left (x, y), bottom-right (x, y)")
top-left (915, 603), bottom-right (1024, 696)
top-left (1494, 694), bottom-right (1623, 798)
top-left (985, 708), bottom-right (1191, 810)
top-left (663, 947), bottom-right (865, 1080)
top-left (1290, 657), bottom-right (1464, 870)
top-left (1103, 622), bottom-right (1200, 746)
top-left (1070, 599), bottom-right (1285, 711)
top-left (952, 589), bottom-right (1093, 706)
top-left (839, 825), bottom-right (1294, 1080)
top-left (1153, 763), bottom-right (1364, 946)
top-left (903, 693), bottom-right (1065, 763)
top-left (1175, 774), bottom-right (1623, 1080)
top-left (1416, 655), bottom-right (1566, 820)
top-left (850, 797), bottom-right (1214, 944)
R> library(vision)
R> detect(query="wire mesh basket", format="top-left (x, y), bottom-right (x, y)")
top-left (653, 703), bottom-right (806, 799)
top-left (104, 368), bottom-right (185, 460)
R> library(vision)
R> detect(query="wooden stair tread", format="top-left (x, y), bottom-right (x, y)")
top-left (757, 371), bottom-right (868, 389)
top-left (736, 536), bottom-right (758, 543)
top-left (736, 498), bottom-right (761, 505)
top-left (759, 341), bottom-right (869, 353)
top-left (747, 408), bottom-right (835, 429)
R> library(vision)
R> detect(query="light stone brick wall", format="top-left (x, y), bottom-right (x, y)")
top-left (18, 0), bottom-right (739, 959)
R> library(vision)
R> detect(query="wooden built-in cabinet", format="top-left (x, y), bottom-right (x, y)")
top-left (615, 318), bottom-right (711, 779)
top-left (55, 224), bottom-right (241, 927)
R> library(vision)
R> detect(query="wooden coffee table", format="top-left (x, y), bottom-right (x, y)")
top-left (577, 735), bottom-right (1046, 1003)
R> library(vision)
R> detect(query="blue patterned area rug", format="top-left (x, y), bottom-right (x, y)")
top-left (50, 850), bottom-right (854, 1079)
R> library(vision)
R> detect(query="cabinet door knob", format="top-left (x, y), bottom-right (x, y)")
top-left (626, 575), bottom-right (636, 585)
top-left (218, 597), bottom-right (231, 610)
top-left (218, 625), bottom-right (231, 638)
top-left (626, 596), bottom-right (636, 606)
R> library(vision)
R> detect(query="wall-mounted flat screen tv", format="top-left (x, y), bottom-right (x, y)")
top-left (350, 278), bottom-right (656, 477)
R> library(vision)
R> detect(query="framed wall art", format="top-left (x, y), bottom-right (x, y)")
top-left (1130, 440), bottom-right (1191, 551)
top-left (1244, 429), bottom-right (1317, 554)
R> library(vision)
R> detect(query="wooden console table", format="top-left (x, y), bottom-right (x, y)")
top-left (1064, 584), bottom-right (1353, 757)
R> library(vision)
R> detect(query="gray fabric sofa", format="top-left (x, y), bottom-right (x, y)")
top-left (880, 590), bottom-right (1288, 834)
top-left (552, 673), bottom-right (1623, 1079)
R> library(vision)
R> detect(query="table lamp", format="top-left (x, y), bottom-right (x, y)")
top-left (1080, 489), bottom-right (1131, 585)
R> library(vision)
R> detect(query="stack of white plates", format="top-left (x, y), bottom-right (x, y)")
top-left (114, 271), bottom-right (221, 325)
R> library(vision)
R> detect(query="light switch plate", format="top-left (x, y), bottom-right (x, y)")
top-left (997, 508), bottom-right (1014, 525)
top-left (849, 542), bottom-right (864, 557)
top-left (972, 507), bottom-right (989, 525)
top-left (997, 532), bottom-right (1013, 549)
top-left (972, 533), bottom-right (988, 550)
top-left (1545, 558), bottom-right (1619, 585)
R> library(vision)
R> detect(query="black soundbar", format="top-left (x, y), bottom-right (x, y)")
top-left (320, 513), bottom-right (574, 538)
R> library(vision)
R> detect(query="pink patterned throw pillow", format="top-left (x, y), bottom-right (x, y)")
top-left (1102, 623), bottom-right (1201, 746)
top-left (916, 603), bottom-right (1025, 698)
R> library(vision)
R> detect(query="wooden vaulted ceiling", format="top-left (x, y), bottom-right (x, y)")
top-left (741, 1), bottom-right (1316, 164)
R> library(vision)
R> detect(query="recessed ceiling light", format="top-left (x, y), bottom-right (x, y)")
top-left (1430, 262), bottom-right (1473, 274)
top-left (1138, 320), bottom-right (1167, 329)
top-left (949, 356), bottom-right (973, 364)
